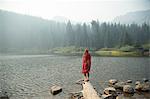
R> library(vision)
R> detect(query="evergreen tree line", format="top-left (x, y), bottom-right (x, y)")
top-left (0, 11), bottom-right (149, 52)
top-left (66, 20), bottom-right (150, 49)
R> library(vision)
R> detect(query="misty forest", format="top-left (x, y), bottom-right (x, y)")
top-left (0, 1), bottom-right (150, 98)
top-left (0, 10), bottom-right (149, 53)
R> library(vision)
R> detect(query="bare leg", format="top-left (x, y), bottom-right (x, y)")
top-left (83, 73), bottom-right (86, 81)
top-left (86, 73), bottom-right (89, 81)
top-left (88, 73), bottom-right (90, 78)
top-left (84, 73), bottom-right (89, 82)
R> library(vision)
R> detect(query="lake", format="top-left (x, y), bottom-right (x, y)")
top-left (0, 55), bottom-right (149, 99)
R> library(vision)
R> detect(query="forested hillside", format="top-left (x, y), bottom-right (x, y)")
top-left (0, 10), bottom-right (149, 53)
top-left (113, 9), bottom-right (150, 25)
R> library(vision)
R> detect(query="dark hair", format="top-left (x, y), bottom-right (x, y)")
top-left (85, 48), bottom-right (88, 53)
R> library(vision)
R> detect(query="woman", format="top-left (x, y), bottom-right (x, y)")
top-left (82, 48), bottom-right (91, 82)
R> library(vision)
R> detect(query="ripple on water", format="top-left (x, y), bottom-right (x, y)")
top-left (0, 55), bottom-right (149, 99)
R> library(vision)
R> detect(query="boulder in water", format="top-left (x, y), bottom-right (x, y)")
top-left (123, 85), bottom-right (134, 94)
top-left (126, 80), bottom-right (132, 83)
top-left (0, 95), bottom-right (9, 99)
top-left (109, 79), bottom-right (118, 85)
top-left (76, 79), bottom-right (84, 85)
top-left (143, 78), bottom-right (149, 82)
top-left (141, 82), bottom-right (150, 92)
top-left (135, 81), bottom-right (140, 85)
top-left (114, 82), bottom-right (126, 90)
top-left (50, 85), bottom-right (62, 95)
top-left (103, 87), bottom-right (116, 95)
top-left (69, 92), bottom-right (83, 99)
top-left (135, 83), bottom-right (143, 91)
top-left (135, 82), bottom-right (150, 92)
top-left (102, 94), bottom-right (116, 99)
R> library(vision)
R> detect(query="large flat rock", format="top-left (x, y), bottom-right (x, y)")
top-left (50, 85), bottom-right (62, 95)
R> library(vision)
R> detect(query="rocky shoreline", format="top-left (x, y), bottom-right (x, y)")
top-left (70, 78), bottom-right (150, 99)
top-left (0, 78), bottom-right (150, 99)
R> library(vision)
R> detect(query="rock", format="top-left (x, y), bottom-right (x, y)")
top-left (70, 92), bottom-right (83, 99)
top-left (50, 85), bottom-right (62, 95)
top-left (135, 81), bottom-right (140, 85)
top-left (126, 80), bottom-right (132, 83)
top-left (103, 87), bottom-right (116, 95)
top-left (80, 97), bottom-right (84, 99)
top-left (143, 78), bottom-right (149, 82)
top-left (135, 82), bottom-right (150, 92)
top-left (123, 85), bottom-right (134, 94)
top-left (76, 79), bottom-right (84, 85)
top-left (71, 92), bottom-right (83, 99)
top-left (103, 87), bottom-right (117, 99)
top-left (0, 96), bottom-right (9, 99)
top-left (102, 94), bottom-right (116, 99)
top-left (109, 79), bottom-right (118, 85)
top-left (0, 91), bottom-right (9, 99)
top-left (141, 82), bottom-right (150, 92)
top-left (114, 82), bottom-right (126, 90)
top-left (135, 83), bottom-right (143, 91)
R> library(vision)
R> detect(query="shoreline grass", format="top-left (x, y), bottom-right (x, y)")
top-left (50, 46), bottom-right (149, 57)
top-left (0, 45), bottom-right (149, 57)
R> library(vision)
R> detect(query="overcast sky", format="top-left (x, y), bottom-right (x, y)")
top-left (0, 0), bottom-right (150, 22)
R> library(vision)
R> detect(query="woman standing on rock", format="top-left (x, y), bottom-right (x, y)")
top-left (82, 48), bottom-right (91, 82)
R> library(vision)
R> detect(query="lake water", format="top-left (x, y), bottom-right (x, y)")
top-left (0, 55), bottom-right (150, 99)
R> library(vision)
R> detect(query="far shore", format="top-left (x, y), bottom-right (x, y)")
top-left (0, 50), bottom-right (149, 57)
top-left (0, 44), bottom-right (150, 57)
top-left (48, 46), bottom-right (150, 57)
